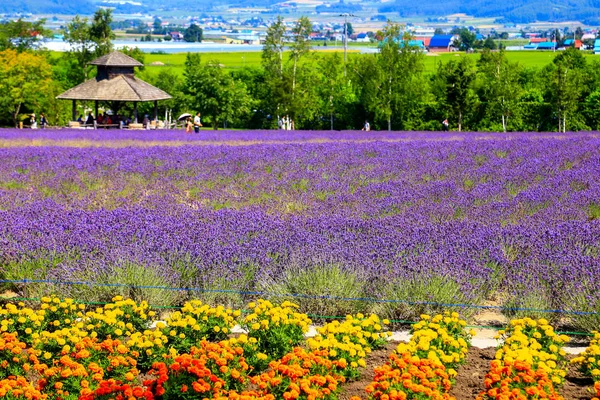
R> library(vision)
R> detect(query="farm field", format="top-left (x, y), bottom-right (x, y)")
top-left (1, 129), bottom-right (600, 398)
top-left (0, 129), bottom-right (599, 332)
top-left (139, 49), bottom-right (600, 75)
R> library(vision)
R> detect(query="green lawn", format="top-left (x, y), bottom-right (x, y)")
top-left (144, 52), bottom-right (266, 75)
top-left (139, 49), bottom-right (600, 77)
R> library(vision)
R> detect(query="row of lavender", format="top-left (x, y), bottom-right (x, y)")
top-left (0, 131), bottom-right (599, 329)
top-left (0, 128), bottom-right (579, 142)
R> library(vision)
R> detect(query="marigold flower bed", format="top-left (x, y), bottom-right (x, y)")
top-left (0, 297), bottom-right (595, 400)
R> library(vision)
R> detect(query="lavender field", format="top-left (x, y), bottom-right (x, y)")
top-left (1, 129), bottom-right (599, 330)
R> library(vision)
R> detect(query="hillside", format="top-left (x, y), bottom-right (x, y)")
top-left (3, 0), bottom-right (600, 24)
top-left (378, 0), bottom-right (600, 24)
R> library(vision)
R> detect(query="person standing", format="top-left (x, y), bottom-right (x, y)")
top-left (362, 120), bottom-right (370, 131)
top-left (442, 119), bottom-right (449, 132)
top-left (185, 116), bottom-right (193, 133)
top-left (193, 112), bottom-right (203, 133)
top-left (30, 114), bottom-right (38, 129)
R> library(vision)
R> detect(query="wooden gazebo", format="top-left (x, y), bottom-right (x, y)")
top-left (57, 51), bottom-right (172, 123)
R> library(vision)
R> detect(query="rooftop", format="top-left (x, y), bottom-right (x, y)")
top-left (56, 74), bottom-right (172, 102)
top-left (89, 51), bottom-right (144, 67)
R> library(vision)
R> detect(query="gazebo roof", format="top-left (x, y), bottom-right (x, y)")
top-left (56, 75), bottom-right (172, 102)
top-left (89, 51), bottom-right (144, 67)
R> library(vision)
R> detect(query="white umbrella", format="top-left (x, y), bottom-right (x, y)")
top-left (177, 113), bottom-right (192, 121)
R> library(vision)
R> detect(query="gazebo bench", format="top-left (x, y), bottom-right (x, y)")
top-left (95, 124), bottom-right (121, 129)
top-left (68, 121), bottom-right (95, 129)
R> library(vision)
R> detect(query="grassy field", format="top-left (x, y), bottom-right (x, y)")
top-left (142, 49), bottom-right (600, 77)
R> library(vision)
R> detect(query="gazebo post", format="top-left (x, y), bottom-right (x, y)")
top-left (95, 101), bottom-right (99, 119)
top-left (154, 100), bottom-right (158, 122)
top-left (72, 100), bottom-right (77, 121)
top-left (134, 102), bottom-right (138, 123)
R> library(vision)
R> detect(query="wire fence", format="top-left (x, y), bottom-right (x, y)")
top-left (0, 278), bottom-right (596, 337)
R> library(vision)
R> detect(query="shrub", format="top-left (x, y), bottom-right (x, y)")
top-left (242, 299), bottom-right (311, 361)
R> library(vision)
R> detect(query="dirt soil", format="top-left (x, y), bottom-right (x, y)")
top-left (338, 342), bottom-right (595, 400)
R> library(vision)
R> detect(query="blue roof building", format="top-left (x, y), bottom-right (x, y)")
top-left (428, 35), bottom-right (456, 52)
top-left (399, 40), bottom-right (425, 49)
top-left (536, 42), bottom-right (556, 50)
top-left (594, 39), bottom-right (600, 54)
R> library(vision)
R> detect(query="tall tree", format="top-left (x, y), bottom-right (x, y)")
top-left (438, 56), bottom-right (476, 132)
top-left (361, 22), bottom-right (425, 131)
top-left (477, 49), bottom-right (522, 132)
top-left (316, 52), bottom-right (356, 130)
top-left (262, 16), bottom-right (288, 120)
top-left (550, 48), bottom-right (586, 132)
top-left (457, 28), bottom-right (476, 51)
top-left (289, 16), bottom-right (312, 94)
top-left (89, 8), bottom-right (115, 56)
top-left (63, 15), bottom-right (95, 81)
top-left (183, 55), bottom-right (253, 129)
top-left (64, 10), bottom-right (115, 81)
top-left (183, 24), bottom-right (202, 43)
top-left (262, 16), bottom-right (286, 76)
top-left (0, 49), bottom-right (54, 127)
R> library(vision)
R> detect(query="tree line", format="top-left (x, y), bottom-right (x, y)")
top-left (2, 13), bottom-right (600, 132)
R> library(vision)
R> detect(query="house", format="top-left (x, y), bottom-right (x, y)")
top-left (428, 35), bottom-right (456, 52)
top-left (563, 39), bottom-right (583, 49)
top-left (400, 40), bottom-right (425, 50)
top-left (170, 31), bottom-right (184, 41)
top-left (414, 36), bottom-right (432, 47)
top-left (356, 32), bottom-right (370, 43)
top-left (411, 27), bottom-right (435, 37)
top-left (238, 35), bottom-right (260, 45)
top-left (529, 38), bottom-right (548, 44)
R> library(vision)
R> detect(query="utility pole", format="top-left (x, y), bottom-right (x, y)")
top-left (340, 13), bottom-right (354, 76)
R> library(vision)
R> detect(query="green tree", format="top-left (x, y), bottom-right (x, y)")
top-left (64, 15), bottom-right (95, 81)
top-left (0, 49), bottom-right (54, 127)
top-left (550, 48), bottom-right (586, 132)
top-left (183, 55), bottom-right (253, 129)
top-left (120, 46), bottom-right (145, 70)
top-left (344, 22), bottom-right (354, 36)
top-left (153, 18), bottom-right (162, 34)
top-left (64, 11), bottom-right (115, 81)
top-left (457, 28), bottom-right (476, 51)
top-left (437, 56), bottom-right (477, 132)
top-left (361, 23), bottom-right (425, 131)
top-left (483, 36), bottom-right (497, 50)
top-left (0, 19), bottom-right (49, 52)
top-left (316, 52), bottom-right (356, 130)
top-left (262, 16), bottom-right (286, 76)
top-left (262, 16), bottom-right (288, 120)
top-left (477, 49), bottom-right (521, 131)
top-left (90, 8), bottom-right (115, 56)
top-left (183, 24), bottom-right (202, 43)
top-left (582, 90), bottom-right (600, 129)
top-left (289, 16), bottom-right (312, 94)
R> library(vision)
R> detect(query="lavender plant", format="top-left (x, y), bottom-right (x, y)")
top-left (0, 130), bottom-right (598, 330)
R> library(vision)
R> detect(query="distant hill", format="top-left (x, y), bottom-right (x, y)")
top-left (0, 0), bottom-right (94, 14)
top-left (4, 0), bottom-right (600, 24)
top-left (378, 0), bottom-right (600, 25)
